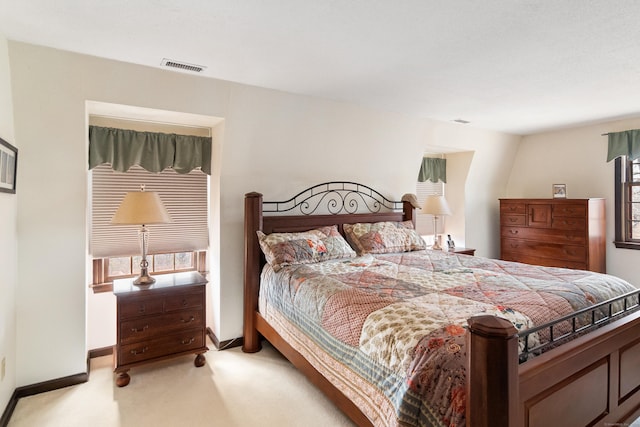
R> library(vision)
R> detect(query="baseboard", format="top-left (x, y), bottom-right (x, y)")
top-left (206, 327), bottom-right (243, 350)
top-left (89, 345), bottom-right (114, 359)
top-left (0, 390), bottom-right (18, 427)
top-left (15, 372), bottom-right (89, 399)
top-left (0, 348), bottom-right (106, 427)
top-left (0, 371), bottom-right (88, 427)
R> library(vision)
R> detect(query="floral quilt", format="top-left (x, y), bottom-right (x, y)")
top-left (258, 250), bottom-right (636, 427)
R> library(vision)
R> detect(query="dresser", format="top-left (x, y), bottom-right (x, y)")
top-left (499, 198), bottom-right (606, 273)
top-left (113, 271), bottom-right (208, 387)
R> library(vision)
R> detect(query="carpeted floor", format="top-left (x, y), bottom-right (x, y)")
top-left (7, 340), bottom-right (640, 427)
top-left (7, 340), bottom-right (355, 427)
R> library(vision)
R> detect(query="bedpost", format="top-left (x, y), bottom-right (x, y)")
top-left (467, 315), bottom-right (519, 427)
top-left (243, 192), bottom-right (263, 353)
top-left (401, 193), bottom-right (419, 227)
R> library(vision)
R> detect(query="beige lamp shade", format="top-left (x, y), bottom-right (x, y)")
top-left (112, 190), bottom-right (171, 225)
top-left (421, 195), bottom-right (452, 216)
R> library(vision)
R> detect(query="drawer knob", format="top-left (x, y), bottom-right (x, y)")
top-left (130, 346), bottom-right (148, 355)
top-left (131, 325), bottom-right (149, 333)
top-left (182, 299), bottom-right (188, 307)
top-left (509, 217), bottom-right (518, 222)
top-left (509, 229), bottom-right (518, 235)
top-left (138, 305), bottom-right (146, 314)
top-left (182, 337), bottom-right (195, 345)
top-left (181, 316), bottom-right (195, 323)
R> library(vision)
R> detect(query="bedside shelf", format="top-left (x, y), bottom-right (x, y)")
top-left (448, 247), bottom-right (475, 256)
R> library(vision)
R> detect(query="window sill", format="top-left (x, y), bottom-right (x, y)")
top-left (90, 283), bottom-right (113, 294)
top-left (613, 241), bottom-right (640, 250)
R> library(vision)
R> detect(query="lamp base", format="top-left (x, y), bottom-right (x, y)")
top-left (133, 268), bottom-right (156, 287)
top-left (432, 234), bottom-right (443, 250)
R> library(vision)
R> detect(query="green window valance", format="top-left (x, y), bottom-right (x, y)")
top-left (606, 129), bottom-right (640, 162)
top-left (88, 125), bottom-right (212, 174)
top-left (418, 157), bottom-right (446, 183)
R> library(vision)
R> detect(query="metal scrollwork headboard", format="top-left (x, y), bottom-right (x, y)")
top-left (263, 181), bottom-right (405, 215)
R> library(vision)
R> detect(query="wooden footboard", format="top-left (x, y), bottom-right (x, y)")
top-left (468, 310), bottom-right (640, 427)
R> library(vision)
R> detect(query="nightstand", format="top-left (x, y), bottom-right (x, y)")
top-left (113, 271), bottom-right (208, 387)
top-left (449, 247), bottom-right (476, 256)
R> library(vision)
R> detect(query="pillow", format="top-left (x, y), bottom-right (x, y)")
top-left (343, 221), bottom-right (426, 255)
top-left (257, 225), bottom-right (356, 271)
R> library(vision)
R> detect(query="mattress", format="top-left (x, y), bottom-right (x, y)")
top-left (258, 250), bottom-right (636, 427)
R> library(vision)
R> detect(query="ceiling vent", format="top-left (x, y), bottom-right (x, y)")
top-left (453, 119), bottom-right (470, 124)
top-left (160, 58), bottom-right (206, 73)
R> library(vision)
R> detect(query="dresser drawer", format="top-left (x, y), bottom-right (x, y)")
top-left (553, 204), bottom-right (586, 218)
top-left (118, 297), bottom-right (165, 319)
top-left (165, 288), bottom-right (204, 312)
top-left (119, 310), bottom-right (204, 344)
top-left (501, 214), bottom-right (526, 226)
top-left (501, 203), bottom-right (526, 214)
top-left (501, 238), bottom-right (586, 262)
top-left (552, 217), bottom-right (586, 230)
top-left (119, 328), bottom-right (205, 365)
top-left (501, 226), bottom-right (586, 245)
top-left (501, 252), bottom-right (587, 270)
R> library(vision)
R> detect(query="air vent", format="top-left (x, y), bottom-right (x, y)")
top-left (160, 58), bottom-right (206, 73)
top-left (453, 119), bottom-right (470, 124)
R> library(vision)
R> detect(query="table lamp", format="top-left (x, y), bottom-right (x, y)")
top-left (421, 195), bottom-right (451, 250)
top-left (112, 185), bottom-right (171, 286)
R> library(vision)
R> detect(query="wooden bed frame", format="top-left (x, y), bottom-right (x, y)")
top-left (242, 182), bottom-right (640, 427)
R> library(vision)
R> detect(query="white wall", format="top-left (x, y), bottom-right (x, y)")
top-left (7, 41), bottom-right (519, 386)
top-left (0, 33), bottom-right (17, 412)
top-left (445, 151), bottom-right (474, 248)
top-left (425, 122), bottom-right (522, 258)
top-left (506, 118), bottom-right (640, 284)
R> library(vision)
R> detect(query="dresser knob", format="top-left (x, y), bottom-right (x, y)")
top-left (138, 305), bottom-right (146, 313)
top-left (182, 337), bottom-right (195, 345)
top-left (181, 316), bottom-right (195, 323)
top-left (131, 325), bottom-right (149, 333)
top-left (182, 299), bottom-right (188, 306)
top-left (509, 230), bottom-right (518, 234)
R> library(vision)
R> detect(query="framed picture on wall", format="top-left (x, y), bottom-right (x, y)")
top-left (0, 137), bottom-right (18, 194)
top-left (553, 183), bottom-right (566, 199)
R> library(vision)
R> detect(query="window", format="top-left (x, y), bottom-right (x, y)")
top-left (90, 163), bottom-right (209, 290)
top-left (614, 156), bottom-right (640, 249)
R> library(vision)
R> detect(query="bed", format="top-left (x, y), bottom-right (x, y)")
top-left (242, 182), bottom-right (640, 427)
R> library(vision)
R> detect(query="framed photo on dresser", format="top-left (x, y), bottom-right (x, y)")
top-left (552, 183), bottom-right (566, 198)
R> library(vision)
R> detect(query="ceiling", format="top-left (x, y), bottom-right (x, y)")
top-left (2, 1), bottom-right (640, 135)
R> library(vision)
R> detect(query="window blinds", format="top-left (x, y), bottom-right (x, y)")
top-left (91, 164), bottom-right (209, 258)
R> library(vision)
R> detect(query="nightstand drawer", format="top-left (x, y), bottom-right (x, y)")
top-left (164, 289), bottom-right (204, 312)
top-left (119, 310), bottom-right (204, 344)
top-left (119, 329), bottom-right (205, 365)
top-left (119, 297), bottom-right (165, 319)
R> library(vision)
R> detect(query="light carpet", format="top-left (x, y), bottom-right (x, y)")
top-left (7, 340), bottom-right (640, 427)
top-left (8, 341), bottom-right (354, 427)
